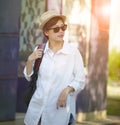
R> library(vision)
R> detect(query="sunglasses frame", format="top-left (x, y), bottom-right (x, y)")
top-left (48, 24), bottom-right (67, 33)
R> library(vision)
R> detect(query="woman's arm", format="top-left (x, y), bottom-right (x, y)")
top-left (23, 48), bottom-right (43, 80)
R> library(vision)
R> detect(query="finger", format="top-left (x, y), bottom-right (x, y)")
top-left (56, 101), bottom-right (66, 109)
top-left (38, 48), bottom-right (43, 51)
top-left (37, 49), bottom-right (43, 53)
top-left (63, 102), bottom-right (66, 107)
top-left (56, 100), bottom-right (62, 109)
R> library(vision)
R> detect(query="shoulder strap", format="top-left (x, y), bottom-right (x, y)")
top-left (33, 43), bottom-right (46, 72)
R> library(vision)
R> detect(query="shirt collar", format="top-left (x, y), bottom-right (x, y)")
top-left (44, 41), bottom-right (72, 55)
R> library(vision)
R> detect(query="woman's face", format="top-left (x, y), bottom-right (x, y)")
top-left (44, 20), bottom-right (66, 43)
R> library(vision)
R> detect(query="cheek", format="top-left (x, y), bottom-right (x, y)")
top-left (48, 33), bottom-right (56, 40)
top-left (45, 31), bottom-right (53, 38)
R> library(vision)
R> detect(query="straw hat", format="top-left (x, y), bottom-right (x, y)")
top-left (39, 10), bottom-right (66, 29)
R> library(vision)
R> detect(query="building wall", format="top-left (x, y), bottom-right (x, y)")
top-left (0, 0), bottom-right (21, 121)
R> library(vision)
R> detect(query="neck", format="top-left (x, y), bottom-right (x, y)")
top-left (49, 40), bottom-right (63, 53)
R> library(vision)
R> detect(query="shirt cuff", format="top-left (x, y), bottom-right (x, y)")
top-left (68, 80), bottom-right (85, 92)
top-left (23, 67), bottom-right (33, 81)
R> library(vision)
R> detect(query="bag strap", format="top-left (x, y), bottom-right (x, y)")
top-left (33, 43), bottom-right (46, 72)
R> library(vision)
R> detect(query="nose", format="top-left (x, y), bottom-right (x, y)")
top-left (59, 27), bottom-right (63, 32)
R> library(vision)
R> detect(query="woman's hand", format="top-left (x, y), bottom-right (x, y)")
top-left (56, 86), bottom-right (74, 109)
top-left (28, 49), bottom-right (43, 62)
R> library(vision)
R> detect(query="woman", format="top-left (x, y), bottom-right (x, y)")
top-left (24, 10), bottom-right (85, 125)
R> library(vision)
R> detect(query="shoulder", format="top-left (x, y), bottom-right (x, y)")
top-left (64, 42), bottom-right (79, 54)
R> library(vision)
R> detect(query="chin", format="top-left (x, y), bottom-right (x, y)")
top-left (57, 38), bottom-right (64, 41)
top-left (56, 39), bottom-right (63, 43)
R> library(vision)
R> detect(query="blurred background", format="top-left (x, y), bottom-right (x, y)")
top-left (0, 0), bottom-right (120, 123)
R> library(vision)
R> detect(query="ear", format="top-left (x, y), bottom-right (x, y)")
top-left (44, 31), bottom-right (48, 37)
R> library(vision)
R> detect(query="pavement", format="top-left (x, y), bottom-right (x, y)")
top-left (0, 113), bottom-right (120, 125)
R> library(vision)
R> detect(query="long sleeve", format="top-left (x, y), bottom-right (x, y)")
top-left (68, 49), bottom-right (85, 92)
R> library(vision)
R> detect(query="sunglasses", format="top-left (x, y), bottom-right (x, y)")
top-left (49, 24), bottom-right (67, 33)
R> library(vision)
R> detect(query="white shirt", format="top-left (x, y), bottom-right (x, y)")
top-left (23, 41), bottom-right (85, 125)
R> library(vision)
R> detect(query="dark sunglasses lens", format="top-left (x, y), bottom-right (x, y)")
top-left (53, 25), bottom-right (67, 33)
top-left (61, 25), bottom-right (67, 31)
top-left (53, 27), bottom-right (60, 33)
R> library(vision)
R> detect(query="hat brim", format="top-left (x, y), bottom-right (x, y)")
top-left (40, 15), bottom-right (66, 29)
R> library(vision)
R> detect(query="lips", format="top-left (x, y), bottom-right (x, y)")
top-left (57, 34), bottom-right (64, 38)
